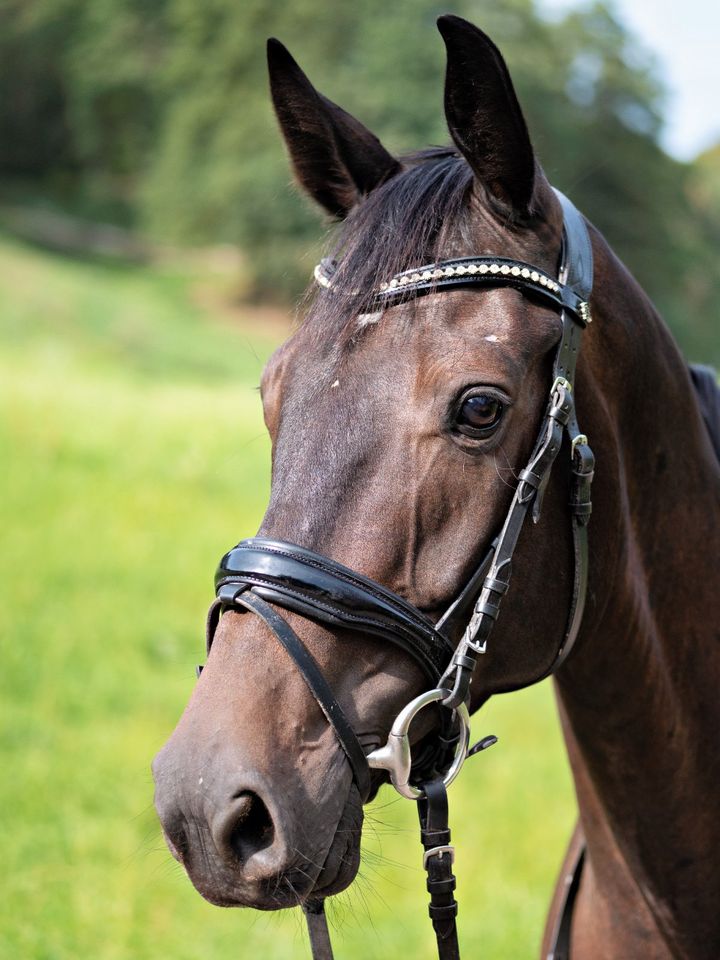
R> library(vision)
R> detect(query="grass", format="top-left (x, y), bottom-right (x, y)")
top-left (0, 233), bottom-right (576, 959)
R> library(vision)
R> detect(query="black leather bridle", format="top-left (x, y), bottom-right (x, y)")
top-left (199, 189), bottom-right (595, 959)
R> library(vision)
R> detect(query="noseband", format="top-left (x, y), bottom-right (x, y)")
top-left (200, 189), bottom-right (595, 960)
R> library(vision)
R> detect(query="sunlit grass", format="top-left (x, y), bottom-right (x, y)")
top-left (0, 236), bottom-right (576, 958)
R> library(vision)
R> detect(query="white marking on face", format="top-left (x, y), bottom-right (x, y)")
top-left (331, 379), bottom-right (340, 389)
top-left (357, 311), bottom-right (382, 328)
top-left (484, 334), bottom-right (499, 342)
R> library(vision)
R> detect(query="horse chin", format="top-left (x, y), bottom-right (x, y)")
top-left (308, 785), bottom-right (364, 900)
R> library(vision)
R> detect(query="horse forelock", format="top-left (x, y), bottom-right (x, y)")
top-left (299, 146), bottom-right (560, 348)
top-left (302, 148), bottom-right (474, 341)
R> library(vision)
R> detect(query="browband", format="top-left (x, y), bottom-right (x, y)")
top-left (314, 255), bottom-right (591, 326)
top-left (313, 186), bottom-right (592, 328)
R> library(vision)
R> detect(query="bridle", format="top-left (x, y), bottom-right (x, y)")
top-left (199, 189), bottom-right (595, 959)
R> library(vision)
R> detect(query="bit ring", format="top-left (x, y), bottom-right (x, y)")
top-left (365, 688), bottom-right (470, 800)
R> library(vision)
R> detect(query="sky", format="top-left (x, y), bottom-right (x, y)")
top-left (540, 0), bottom-right (720, 160)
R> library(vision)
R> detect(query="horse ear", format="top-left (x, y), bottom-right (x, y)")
top-left (267, 38), bottom-right (400, 218)
top-left (437, 16), bottom-right (536, 214)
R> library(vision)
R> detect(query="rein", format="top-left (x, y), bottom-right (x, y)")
top-left (200, 189), bottom-right (595, 959)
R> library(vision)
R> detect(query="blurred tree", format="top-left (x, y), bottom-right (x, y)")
top-left (692, 143), bottom-right (720, 219)
top-left (0, 0), bottom-right (81, 178)
top-left (0, 0), bottom-right (717, 361)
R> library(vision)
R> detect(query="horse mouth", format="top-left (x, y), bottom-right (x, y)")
top-left (308, 792), bottom-right (364, 900)
top-left (162, 784), bottom-right (365, 911)
top-left (278, 784), bottom-right (365, 907)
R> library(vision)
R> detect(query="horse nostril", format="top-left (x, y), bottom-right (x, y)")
top-left (222, 791), bottom-right (275, 864)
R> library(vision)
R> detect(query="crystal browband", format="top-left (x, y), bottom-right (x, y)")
top-left (313, 255), bottom-right (592, 325)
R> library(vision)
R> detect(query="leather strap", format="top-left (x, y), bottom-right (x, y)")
top-left (303, 899), bottom-right (334, 960)
top-left (370, 255), bottom-right (590, 322)
top-left (435, 541), bottom-right (496, 638)
top-left (546, 843), bottom-right (586, 960)
top-left (209, 585), bottom-right (371, 802)
top-left (418, 779), bottom-right (460, 960)
top-left (541, 190), bottom-right (594, 675)
top-left (554, 188), bottom-right (593, 300)
top-left (439, 191), bottom-right (594, 706)
top-left (216, 539), bottom-right (454, 684)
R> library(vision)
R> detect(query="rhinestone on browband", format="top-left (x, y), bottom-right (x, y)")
top-left (312, 254), bottom-right (591, 325)
top-left (380, 261), bottom-right (561, 294)
top-left (313, 263), bottom-right (334, 290)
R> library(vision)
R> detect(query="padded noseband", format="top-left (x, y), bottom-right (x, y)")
top-left (213, 538), bottom-right (455, 684)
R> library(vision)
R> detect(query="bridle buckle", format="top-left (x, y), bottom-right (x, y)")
top-left (465, 636), bottom-right (488, 654)
top-left (571, 433), bottom-right (589, 454)
top-left (423, 844), bottom-right (455, 870)
top-left (551, 375), bottom-right (573, 394)
top-left (463, 608), bottom-right (489, 654)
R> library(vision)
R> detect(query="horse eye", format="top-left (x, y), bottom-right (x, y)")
top-left (455, 394), bottom-right (504, 435)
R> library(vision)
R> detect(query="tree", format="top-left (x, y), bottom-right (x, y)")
top-left (0, 0), bottom-right (717, 360)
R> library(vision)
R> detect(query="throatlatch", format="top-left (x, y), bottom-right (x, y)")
top-left (201, 189), bottom-right (595, 960)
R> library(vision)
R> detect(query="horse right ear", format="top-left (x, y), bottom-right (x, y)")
top-left (267, 39), bottom-right (400, 219)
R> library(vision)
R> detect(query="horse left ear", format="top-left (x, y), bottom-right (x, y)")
top-left (437, 16), bottom-right (536, 215)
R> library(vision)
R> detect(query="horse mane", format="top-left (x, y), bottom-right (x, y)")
top-left (304, 147), bottom-right (475, 343)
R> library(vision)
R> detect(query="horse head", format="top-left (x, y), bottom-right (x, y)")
top-left (153, 15), bottom-right (600, 913)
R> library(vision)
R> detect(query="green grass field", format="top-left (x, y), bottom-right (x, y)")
top-left (0, 233), bottom-right (576, 959)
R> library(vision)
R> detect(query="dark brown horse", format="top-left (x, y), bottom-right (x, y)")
top-left (153, 16), bottom-right (720, 959)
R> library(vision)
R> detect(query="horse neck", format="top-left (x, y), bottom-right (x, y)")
top-left (555, 230), bottom-right (720, 955)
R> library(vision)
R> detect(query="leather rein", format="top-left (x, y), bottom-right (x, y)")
top-left (199, 189), bottom-right (595, 959)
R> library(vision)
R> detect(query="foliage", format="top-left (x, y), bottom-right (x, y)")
top-left (0, 0), bottom-right (718, 361)
top-left (0, 234), bottom-right (575, 958)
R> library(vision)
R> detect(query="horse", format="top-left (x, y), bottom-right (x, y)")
top-left (152, 15), bottom-right (720, 959)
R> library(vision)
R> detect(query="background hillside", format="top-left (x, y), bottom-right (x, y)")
top-left (0, 231), bottom-right (575, 959)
